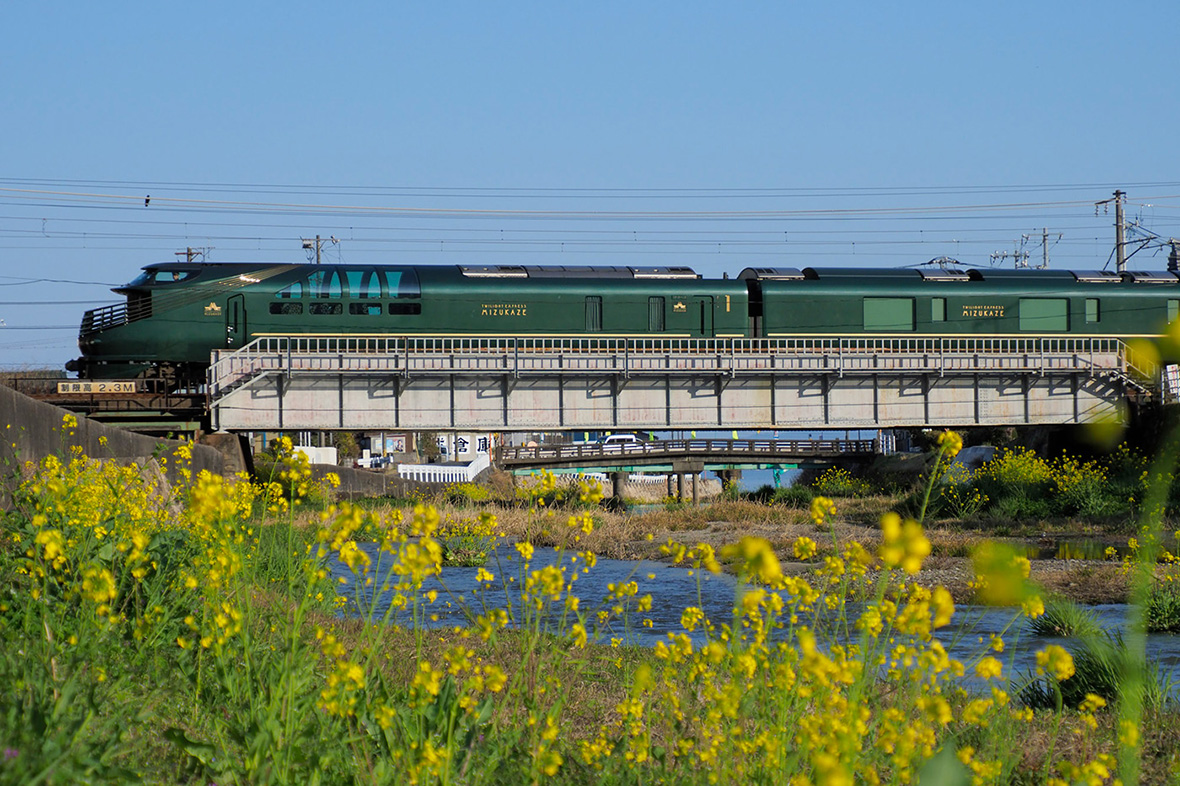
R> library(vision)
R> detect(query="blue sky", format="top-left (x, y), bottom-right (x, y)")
top-left (2, 1), bottom-right (1178, 368)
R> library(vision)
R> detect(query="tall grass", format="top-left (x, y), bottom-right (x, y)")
top-left (1, 420), bottom-right (1178, 783)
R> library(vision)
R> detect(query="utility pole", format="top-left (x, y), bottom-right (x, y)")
top-left (174, 247), bottom-right (208, 263)
top-left (1114, 190), bottom-right (1127, 272)
top-left (1096, 190), bottom-right (1127, 272)
top-left (301, 235), bottom-right (338, 264)
top-left (1033, 228), bottom-right (1061, 269)
top-left (990, 247), bottom-right (1029, 269)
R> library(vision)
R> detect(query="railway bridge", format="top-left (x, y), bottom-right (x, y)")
top-left (207, 334), bottom-right (1153, 432)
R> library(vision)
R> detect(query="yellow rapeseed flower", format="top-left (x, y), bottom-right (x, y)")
top-left (1021, 595), bottom-right (1046, 619)
top-left (878, 513), bottom-right (931, 575)
top-left (931, 586), bottom-right (954, 628)
top-left (721, 536), bottom-right (783, 585)
top-left (793, 536), bottom-right (818, 561)
top-left (971, 541), bottom-right (1037, 607)
top-left (1119, 718), bottom-right (1139, 749)
top-left (810, 495), bottom-right (837, 527)
top-left (1035, 645), bottom-right (1075, 681)
top-left (975, 656), bottom-right (1003, 680)
top-left (937, 430), bottom-right (963, 458)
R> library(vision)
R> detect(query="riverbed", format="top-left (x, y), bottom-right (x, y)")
top-left (331, 543), bottom-right (1180, 692)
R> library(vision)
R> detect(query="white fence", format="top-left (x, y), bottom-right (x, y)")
top-left (396, 453), bottom-right (491, 484)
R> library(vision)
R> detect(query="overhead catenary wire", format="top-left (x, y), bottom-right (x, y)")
top-left (4, 184), bottom-right (1180, 220)
top-left (4, 176), bottom-right (1180, 199)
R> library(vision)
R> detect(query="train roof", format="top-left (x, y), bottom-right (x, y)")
top-left (124, 260), bottom-right (1180, 288)
top-left (458, 264), bottom-right (700, 279)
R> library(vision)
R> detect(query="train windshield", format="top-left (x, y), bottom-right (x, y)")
top-left (126, 268), bottom-right (195, 287)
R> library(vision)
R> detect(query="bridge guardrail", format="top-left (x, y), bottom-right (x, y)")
top-left (496, 438), bottom-right (879, 466)
top-left (209, 335), bottom-right (1141, 400)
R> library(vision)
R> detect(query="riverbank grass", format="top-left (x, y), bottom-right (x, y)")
top-left (3, 422), bottom-right (1180, 783)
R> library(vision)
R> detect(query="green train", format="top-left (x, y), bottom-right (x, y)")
top-left (69, 260), bottom-right (1180, 384)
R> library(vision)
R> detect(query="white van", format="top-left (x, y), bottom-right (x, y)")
top-left (598, 434), bottom-right (643, 451)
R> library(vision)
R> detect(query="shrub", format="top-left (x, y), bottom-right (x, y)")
top-left (1026, 598), bottom-right (1102, 638)
top-left (437, 511), bottom-right (499, 566)
top-left (964, 446), bottom-right (1138, 521)
top-left (938, 463), bottom-right (988, 519)
top-left (1020, 633), bottom-right (1169, 710)
top-left (1052, 455), bottom-right (1119, 517)
top-left (1145, 583), bottom-right (1180, 633)
top-left (973, 448), bottom-right (1054, 516)
top-left (811, 467), bottom-right (872, 497)
top-left (445, 481), bottom-right (494, 506)
top-left (772, 484), bottom-right (815, 507)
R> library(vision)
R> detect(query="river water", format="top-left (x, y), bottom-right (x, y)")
top-left (331, 543), bottom-right (1180, 692)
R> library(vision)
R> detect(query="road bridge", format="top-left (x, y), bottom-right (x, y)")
top-left (497, 436), bottom-right (881, 502)
top-left (207, 334), bottom-right (1150, 432)
top-left (497, 436), bottom-right (878, 471)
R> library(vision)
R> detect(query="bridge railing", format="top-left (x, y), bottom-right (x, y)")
top-left (496, 438), bottom-right (879, 465)
top-left (209, 335), bottom-right (1139, 397)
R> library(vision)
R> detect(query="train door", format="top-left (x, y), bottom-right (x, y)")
top-left (695, 296), bottom-right (714, 337)
top-left (226, 294), bottom-right (247, 348)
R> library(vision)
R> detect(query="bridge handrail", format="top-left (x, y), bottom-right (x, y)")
top-left (208, 334), bottom-right (1139, 397)
top-left (495, 438), bottom-right (879, 465)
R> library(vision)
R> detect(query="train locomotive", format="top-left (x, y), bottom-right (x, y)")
top-left (69, 259), bottom-right (1180, 385)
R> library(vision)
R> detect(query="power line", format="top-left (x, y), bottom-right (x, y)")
top-left (6, 185), bottom-right (1179, 219)
top-left (3, 176), bottom-right (1180, 199)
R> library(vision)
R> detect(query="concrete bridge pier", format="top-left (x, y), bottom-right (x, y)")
top-left (610, 471), bottom-right (628, 504)
top-left (717, 469), bottom-right (743, 495)
top-left (672, 460), bottom-right (704, 506)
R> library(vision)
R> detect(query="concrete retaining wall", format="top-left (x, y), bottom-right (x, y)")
top-left (309, 464), bottom-right (447, 500)
top-left (0, 385), bottom-right (225, 501)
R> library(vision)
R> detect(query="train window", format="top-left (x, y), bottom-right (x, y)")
top-left (1170, 300), bottom-right (1179, 322)
top-left (1085, 298), bottom-right (1100, 323)
top-left (276, 281), bottom-right (303, 299)
top-left (269, 302), bottom-right (303, 315)
top-left (386, 269), bottom-right (422, 299)
top-left (155, 270), bottom-right (193, 283)
top-left (648, 297), bottom-right (665, 331)
top-left (932, 298), bottom-right (946, 322)
top-left (1019, 298), bottom-right (1069, 331)
top-left (863, 298), bottom-right (915, 331)
top-left (345, 269), bottom-right (383, 299)
top-left (309, 302), bottom-right (342, 315)
top-left (389, 302), bottom-right (422, 316)
top-left (130, 268), bottom-right (195, 286)
top-left (306, 270), bottom-right (342, 298)
top-left (349, 303), bottom-right (382, 316)
top-left (586, 297), bottom-right (603, 332)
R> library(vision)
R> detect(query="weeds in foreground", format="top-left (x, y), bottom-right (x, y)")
top-left (2, 419), bottom-right (1179, 783)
